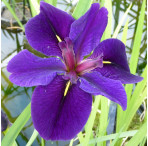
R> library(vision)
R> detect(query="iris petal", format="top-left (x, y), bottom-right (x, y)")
top-left (90, 38), bottom-right (130, 71)
top-left (31, 75), bottom-right (92, 140)
top-left (40, 2), bottom-right (75, 40)
top-left (95, 64), bottom-right (143, 84)
top-left (69, 3), bottom-right (108, 62)
top-left (80, 72), bottom-right (127, 110)
top-left (25, 11), bottom-right (63, 57)
top-left (7, 50), bottom-right (66, 87)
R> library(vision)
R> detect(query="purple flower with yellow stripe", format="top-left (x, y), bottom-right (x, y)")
top-left (7, 2), bottom-right (143, 140)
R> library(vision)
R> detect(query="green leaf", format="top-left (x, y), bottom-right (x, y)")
top-left (29, 0), bottom-right (40, 17)
top-left (26, 129), bottom-right (38, 146)
top-left (44, 0), bottom-right (57, 6)
top-left (125, 0), bottom-right (146, 100)
top-left (41, 138), bottom-right (45, 146)
top-left (83, 96), bottom-right (101, 146)
top-left (2, 103), bottom-right (31, 146)
top-left (116, 18), bottom-right (129, 133)
top-left (116, 65), bottom-right (147, 137)
top-left (112, 3), bottom-right (132, 38)
top-left (76, 130), bottom-right (138, 146)
top-left (69, 139), bottom-right (74, 146)
top-left (123, 66), bottom-right (147, 131)
top-left (110, 125), bottom-right (125, 146)
top-left (121, 18), bottom-right (129, 44)
top-left (72, 0), bottom-right (93, 19)
top-left (100, 0), bottom-right (105, 7)
top-left (97, 97), bottom-right (109, 146)
top-left (77, 132), bottom-right (84, 143)
top-left (101, 0), bottom-right (112, 40)
top-left (126, 122), bottom-right (147, 146)
top-left (2, 0), bottom-right (24, 31)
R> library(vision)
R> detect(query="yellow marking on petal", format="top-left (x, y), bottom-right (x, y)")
top-left (56, 35), bottom-right (62, 42)
top-left (64, 80), bottom-right (71, 96)
top-left (103, 61), bottom-right (111, 64)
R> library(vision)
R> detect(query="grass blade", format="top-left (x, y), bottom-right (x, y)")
top-left (116, 18), bottom-right (129, 133)
top-left (77, 132), bottom-right (84, 144)
top-left (76, 130), bottom-right (138, 146)
top-left (125, 0), bottom-right (146, 100)
top-left (26, 129), bottom-right (38, 146)
top-left (44, 0), bottom-right (57, 6)
top-left (2, 0), bottom-right (24, 31)
top-left (128, 0), bottom-right (146, 74)
top-left (97, 97), bottom-right (109, 146)
top-left (2, 103), bottom-right (31, 146)
top-left (112, 3), bottom-right (132, 38)
top-left (101, 0), bottom-right (112, 40)
top-left (83, 96), bottom-right (101, 146)
top-left (69, 139), bottom-right (74, 146)
top-left (117, 65), bottom-right (147, 136)
top-left (126, 122), bottom-right (147, 146)
top-left (28, 0), bottom-right (40, 17)
top-left (41, 138), bottom-right (45, 146)
top-left (72, 0), bottom-right (93, 19)
top-left (110, 126), bottom-right (125, 146)
top-left (121, 18), bottom-right (129, 44)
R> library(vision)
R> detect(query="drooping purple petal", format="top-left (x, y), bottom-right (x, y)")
top-left (90, 38), bottom-right (130, 71)
top-left (7, 50), bottom-right (66, 87)
top-left (40, 2), bottom-right (75, 40)
top-left (69, 3), bottom-right (108, 63)
top-left (31, 75), bottom-right (92, 140)
top-left (79, 72), bottom-right (127, 110)
top-left (95, 64), bottom-right (143, 84)
top-left (25, 11), bottom-right (62, 57)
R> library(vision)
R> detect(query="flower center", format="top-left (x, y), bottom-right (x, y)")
top-left (59, 37), bottom-right (76, 71)
top-left (58, 37), bottom-right (103, 83)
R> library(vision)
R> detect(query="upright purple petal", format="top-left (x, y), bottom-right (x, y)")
top-left (40, 2), bottom-right (75, 40)
top-left (95, 64), bottom-right (143, 84)
top-left (79, 72), bottom-right (127, 110)
top-left (31, 75), bottom-right (92, 140)
top-left (25, 11), bottom-right (62, 57)
top-left (90, 38), bottom-right (130, 71)
top-left (69, 3), bottom-right (108, 62)
top-left (7, 50), bottom-right (66, 87)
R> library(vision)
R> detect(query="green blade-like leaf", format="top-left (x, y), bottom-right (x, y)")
top-left (29, 0), bottom-right (40, 17)
top-left (116, 66), bottom-right (147, 141)
top-left (100, 0), bottom-right (105, 7)
top-left (129, 0), bottom-right (146, 74)
top-left (110, 125), bottom-right (125, 146)
top-left (97, 97), bottom-right (109, 146)
top-left (26, 129), bottom-right (38, 146)
top-left (76, 130), bottom-right (138, 146)
top-left (121, 18), bottom-right (129, 44)
top-left (77, 132), bottom-right (84, 143)
top-left (125, 0), bottom-right (146, 100)
top-left (83, 96), bottom-right (101, 146)
top-left (126, 122), bottom-right (147, 146)
top-left (69, 139), bottom-right (74, 146)
top-left (2, 103), bottom-right (31, 146)
top-left (116, 18), bottom-right (129, 133)
top-left (44, 0), bottom-right (57, 6)
top-left (101, 0), bottom-right (112, 40)
top-left (112, 3), bottom-right (132, 38)
top-left (123, 66), bottom-right (147, 131)
top-left (2, 0), bottom-right (24, 31)
top-left (72, 0), bottom-right (93, 19)
top-left (41, 138), bottom-right (45, 146)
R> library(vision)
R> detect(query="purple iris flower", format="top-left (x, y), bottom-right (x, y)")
top-left (7, 2), bottom-right (143, 140)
